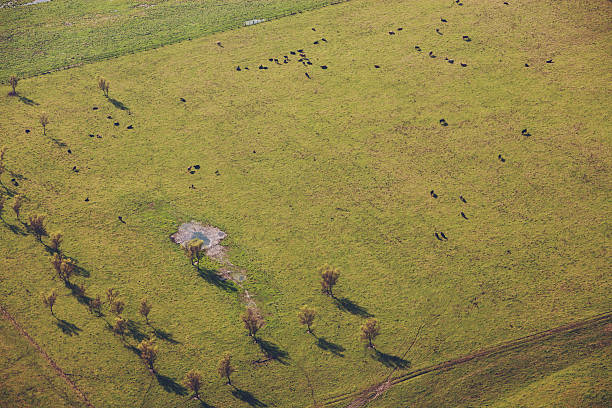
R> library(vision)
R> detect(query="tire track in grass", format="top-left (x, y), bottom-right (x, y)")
top-left (0, 302), bottom-right (96, 408)
top-left (320, 311), bottom-right (612, 408)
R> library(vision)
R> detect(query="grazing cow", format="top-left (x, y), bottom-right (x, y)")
top-left (440, 232), bottom-right (448, 240)
top-left (546, 59), bottom-right (553, 63)
top-left (25, 129), bottom-right (30, 133)
top-left (180, 98), bottom-right (186, 102)
top-left (215, 170), bottom-right (220, 176)
top-left (462, 35), bottom-right (471, 42)
top-left (524, 63), bottom-right (529, 67)
top-left (321, 65), bottom-right (328, 69)
top-left (461, 212), bottom-right (468, 219)
top-left (440, 119), bottom-right (448, 126)
top-left (429, 51), bottom-right (436, 58)
top-left (374, 65), bottom-right (380, 68)
top-left (461, 63), bottom-right (467, 67)
top-left (297, 49), bottom-right (304, 52)
top-left (435, 232), bottom-right (443, 241)
top-left (114, 122), bottom-right (119, 126)
top-left (290, 51), bottom-right (296, 55)
top-left (321, 38), bottom-right (327, 42)
top-left (389, 31), bottom-right (395, 35)
top-left (118, 216), bottom-right (126, 223)
top-left (236, 66), bottom-right (241, 71)
top-left (460, 195), bottom-right (467, 203)
top-left (314, 40), bottom-right (319, 44)
top-left (85, 197), bottom-right (89, 202)
top-left (127, 125), bottom-right (133, 129)
top-left (436, 28), bottom-right (443, 35)
top-left (216, 41), bottom-right (222, 47)
top-left (415, 46), bottom-right (421, 51)
top-left (448, 59), bottom-right (454, 64)
top-left (107, 115), bottom-right (112, 119)
top-left (430, 190), bottom-right (438, 198)
top-left (305, 72), bottom-right (311, 79)
top-left (93, 107), bottom-right (98, 110)
top-left (441, 18), bottom-right (447, 22)
top-left (67, 149), bottom-right (72, 154)
top-left (194, 165), bottom-right (200, 169)
top-left (312, 28), bottom-right (316, 31)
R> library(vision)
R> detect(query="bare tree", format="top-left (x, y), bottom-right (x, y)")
top-left (12, 195), bottom-right (22, 219)
top-left (51, 253), bottom-right (62, 278)
top-left (41, 289), bottom-right (57, 316)
top-left (113, 317), bottom-right (128, 340)
top-left (137, 339), bottom-right (158, 372)
top-left (110, 298), bottom-right (125, 316)
top-left (298, 305), bottom-right (317, 334)
top-left (50, 232), bottom-right (63, 253)
top-left (58, 258), bottom-right (75, 283)
top-left (39, 113), bottom-right (49, 136)
top-left (241, 307), bottom-right (264, 340)
top-left (28, 214), bottom-right (47, 241)
top-left (217, 353), bottom-right (236, 385)
top-left (184, 369), bottom-right (204, 401)
top-left (320, 265), bottom-right (340, 297)
top-left (184, 238), bottom-right (204, 267)
top-left (98, 77), bottom-right (109, 97)
top-left (106, 288), bottom-right (119, 304)
top-left (360, 318), bottom-right (380, 349)
top-left (139, 298), bottom-right (152, 324)
top-left (89, 295), bottom-right (102, 316)
top-left (8, 76), bottom-right (18, 96)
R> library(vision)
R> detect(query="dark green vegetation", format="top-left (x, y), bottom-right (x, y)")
top-left (1, 0), bottom-right (611, 407)
top-left (0, 0), bottom-right (348, 79)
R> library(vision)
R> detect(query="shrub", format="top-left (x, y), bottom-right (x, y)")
top-left (320, 265), bottom-right (340, 297)
top-left (39, 113), bottom-right (49, 136)
top-left (241, 306), bottom-right (264, 339)
top-left (137, 339), bottom-right (158, 371)
top-left (28, 213), bottom-right (47, 240)
top-left (41, 289), bottom-right (57, 316)
top-left (98, 77), bottom-right (109, 97)
top-left (298, 305), bottom-right (317, 333)
top-left (184, 369), bottom-right (203, 400)
top-left (217, 353), bottom-right (236, 385)
top-left (360, 318), bottom-right (380, 349)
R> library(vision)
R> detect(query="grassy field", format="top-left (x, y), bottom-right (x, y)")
top-left (0, 0), bottom-right (611, 407)
top-left (0, 0), bottom-right (348, 80)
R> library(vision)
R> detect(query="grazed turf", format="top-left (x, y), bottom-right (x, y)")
top-left (0, 0), bottom-right (610, 407)
top-left (0, 0), bottom-right (349, 80)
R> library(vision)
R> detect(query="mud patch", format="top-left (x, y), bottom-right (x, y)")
top-left (170, 221), bottom-right (248, 289)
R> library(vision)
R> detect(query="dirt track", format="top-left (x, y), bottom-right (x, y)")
top-left (321, 311), bottom-right (612, 408)
top-left (0, 302), bottom-right (95, 408)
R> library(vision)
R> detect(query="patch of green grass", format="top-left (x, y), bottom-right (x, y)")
top-left (0, 0), bottom-right (349, 80)
top-left (0, 318), bottom-right (83, 408)
top-left (367, 320), bottom-right (612, 408)
top-left (0, 0), bottom-right (610, 406)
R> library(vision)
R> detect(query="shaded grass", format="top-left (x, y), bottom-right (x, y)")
top-left (0, 0), bottom-right (610, 407)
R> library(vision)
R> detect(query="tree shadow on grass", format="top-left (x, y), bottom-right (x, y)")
top-left (56, 319), bottom-right (82, 336)
top-left (315, 335), bottom-right (345, 357)
top-left (231, 387), bottom-right (267, 408)
top-left (373, 349), bottom-right (410, 369)
top-left (198, 267), bottom-right (238, 293)
top-left (156, 372), bottom-right (187, 396)
top-left (334, 297), bottom-right (373, 317)
top-left (1, 218), bottom-right (27, 236)
top-left (18, 95), bottom-right (39, 106)
top-left (50, 137), bottom-right (67, 147)
top-left (126, 319), bottom-right (148, 342)
top-left (152, 326), bottom-right (180, 344)
top-left (107, 97), bottom-right (129, 111)
top-left (256, 338), bottom-right (289, 365)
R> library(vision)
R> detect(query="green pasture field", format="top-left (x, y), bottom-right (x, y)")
top-left (0, 0), bottom-right (347, 80)
top-left (0, 0), bottom-right (610, 407)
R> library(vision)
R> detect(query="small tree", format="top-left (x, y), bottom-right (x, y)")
top-left (113, 317), bottom-right (128, 340)
top-left (139, 298), bottom-right (152, 324)
top-left (184, 238), bottom-right (204, 267)
top-left (0, 195), bottom-right (5, 219)
top-left (106, 287), bottom-right (119, 304)
top-left (241, 306), bottom-right (264, 340)
top-left (298, 305), bottom-right (317, 333)
top-left (8, 76), bottom-right (18, 96)
top-left (138, 339), bottom-right (158, 372)
top-left (39, 113), bottom-right (49, 136)
top-left (51, 253), bottom-right (62, 278)
top-left (110, 298), bottom-right (125, 316)
top-left (50, 232), bottom-right (63, 253)
top-left (89, 295), bottom-right (102, 316)
top-left (12, 195), bottom-right (22, 219)
top-left (320, 265), bottom-right (340, 297)
top-left (41, 289), bottom-right (57, 316)
top-left (360, 318), bottom-right (380, 349)
top-left (28, 214), bottom-right (47, 241)
top-left (58, 258), bottom-right (75, 283)
top-left (217, 353), bottom-right (236, 385)
top-left (184, 369), bottom-right (204, 401)
top-left (98, 77), bottom-right (109, 97)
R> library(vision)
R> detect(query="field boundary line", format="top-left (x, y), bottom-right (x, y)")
top-left (2, 0), bottom-right (354, 82)
top-left (320, 311), bottom-right (612, 407)
top-left (0, 301), bottom-right (95, 408)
